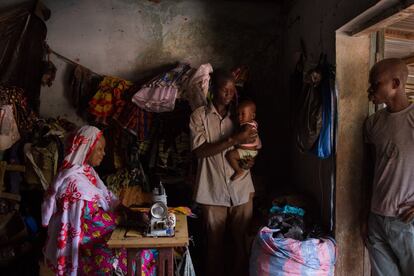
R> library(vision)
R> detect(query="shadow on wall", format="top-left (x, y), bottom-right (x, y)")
top-left (203, 1), bottom-right (288, 195)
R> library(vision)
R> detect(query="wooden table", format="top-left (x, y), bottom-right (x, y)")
top-left (108, 214), bottom-right (189, 276)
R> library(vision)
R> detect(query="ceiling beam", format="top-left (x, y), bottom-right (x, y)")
top-left (350, 3), bottom-right (414, 36)
top-left (385, 28), bottom-right (414, 40)
top-left (403, 55), bottom-right (414, 64)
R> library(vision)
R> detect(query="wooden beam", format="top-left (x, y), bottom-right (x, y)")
top-left (403, 55), bottom-right (414, 64)
top-left (385, 29), bottom-right (414, 40)
top-left (350, 4), bottom-right (414, 36)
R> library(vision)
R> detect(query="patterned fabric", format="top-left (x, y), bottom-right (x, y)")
top-left (89, 77), bottom-right (133, 124)
top-left (78, 201), bottom-right (127, 275)
top-left (132, 63), bottom-right (191, 113)
top-left (113, 99), bottom-right (154, 141)
top-left (0, 84), bottom-right (38, 137)
top-left (180, 63), bottom-right (212, 111)
top-left (141, 249), bottom-right (157, 276)
top-left (42, 126), bottom-right (121, 276)
top-left (249, 227), bottom-right (336, 276)
top-left (69, 65), bottom-right (103, 118)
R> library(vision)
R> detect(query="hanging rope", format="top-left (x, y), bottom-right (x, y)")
top-left (46, 44), bottom-right (102, 77)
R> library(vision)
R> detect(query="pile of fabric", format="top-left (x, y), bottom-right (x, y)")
top-left (250, 200), bottom-right (337, 276)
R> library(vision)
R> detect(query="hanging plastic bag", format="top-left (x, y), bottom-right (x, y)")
top-left (0, 105), bottom-right (20, 150)
top-left (296, 69), bottom-right (323, 152)
top-left (313, 57), bottom-right (336, 159)
top-left (175, 247), bottom-right (196, 276)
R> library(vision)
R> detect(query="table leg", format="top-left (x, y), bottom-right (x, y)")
top-left (158, 248), bottom-right (174, 276)
top-left (127, 249), bottom-right (139, 276)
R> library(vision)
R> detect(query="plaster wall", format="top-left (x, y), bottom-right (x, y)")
top-left (37, 0), bottom-right (284, 181)
top-left (39, 0), bottom-right (281, 120)
top-left (283, 0), bottom-right (400, 274)
top-left (284, 0), bottom-right (377, 227)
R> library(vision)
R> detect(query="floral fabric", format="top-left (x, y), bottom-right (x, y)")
top-left (42, 126), bottom-right (120, 276)
top-left (89, 77), bottom-right (133, 124)
top-left (78, 201), bottom-right (127, 275)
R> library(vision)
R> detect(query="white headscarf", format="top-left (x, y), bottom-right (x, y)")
top-left (42, 125), bottom-right (117, 276)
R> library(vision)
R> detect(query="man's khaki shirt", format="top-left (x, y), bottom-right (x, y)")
top-left (189, 103), bottom-right (254, 207)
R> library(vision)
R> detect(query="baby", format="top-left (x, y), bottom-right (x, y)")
top-left (226, 100), bottom-right (261, 181)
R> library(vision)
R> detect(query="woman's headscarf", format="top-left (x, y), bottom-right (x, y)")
top-left (61, 125), bottom-right (103, 169)
top-left (42, 125), bottom-right (117, 276)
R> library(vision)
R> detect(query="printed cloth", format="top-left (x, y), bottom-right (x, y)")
top-left (181, 63), bottom-right (212, 111)
top-left (78, 201), bottom-right (127, 275)
top-left (0, 104), bottom-right (20, 150)
top-left (42, 126), bottom-right (121, 276)
top-left (69, 65), bottom-right (102, 118)
top-left (89, 77), bottom-right (133, 124)
top-left (113, 99), bottom-right (154, 141)
top-left (132, 63), bottom-right (191, 112)
top-left (250, 227), bottom-right (336, 276)
top-left (0, 84), bottom-right (37, 137)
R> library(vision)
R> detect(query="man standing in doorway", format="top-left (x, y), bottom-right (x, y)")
top-left (364, 58), bottom-right (414, 276)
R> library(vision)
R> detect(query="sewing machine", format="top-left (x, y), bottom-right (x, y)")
top-left (145, 183), bottom-right (175, 237)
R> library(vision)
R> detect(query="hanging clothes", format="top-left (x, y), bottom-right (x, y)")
top-left (0, 84), bottom-right (38, 138)
top-left (132, 63), bottom-right (191, 112)
top-left (0, 105), bottom-right (20, 151)
top-left (41, 60), bottom-right (57, 87)
top-left (69, 65), bottom-right (103, 118)
top-left (312, 58), bottom-right (336, 159)
top-left (113, 99), bottom-right (154, 141)
top-left (295, 69), bottom-right (323, 152)
top-left (88, 76), bottom-right (133, 125)
top-left (24, 140), bottom-right (60, 190)
top-left (155, 102), bottom-right (192, 177)
top-left (180, 63), bottom-right (212, 111)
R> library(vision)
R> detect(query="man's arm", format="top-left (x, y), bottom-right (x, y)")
top-left (189, 108), bottom-right (257, 159)
top-left (193, 128), bottom-right (256, 158)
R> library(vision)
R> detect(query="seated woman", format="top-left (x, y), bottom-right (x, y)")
top-left (42, 125), bottom-right (127, 275)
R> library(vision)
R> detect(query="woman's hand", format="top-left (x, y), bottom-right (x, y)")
top-left (232, 124), bottom-right (257, 144)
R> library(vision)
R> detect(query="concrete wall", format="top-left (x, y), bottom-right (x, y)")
top-left (38, 0), bottom-right (284, 184)
top-left (283, 0), bottom-right (404, 275)
top-left (284, 0), bottom-right (377, 228)
top-left (283, 0), bottom-right (376, 275)
top-left (39, 0), bottom-right (281, 117)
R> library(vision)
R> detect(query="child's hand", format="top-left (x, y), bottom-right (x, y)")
top-left (233, 125), bottom-right (257, 144)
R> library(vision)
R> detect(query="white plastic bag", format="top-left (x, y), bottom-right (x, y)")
top-left (175, 247), bottom-right (196, 276)
top-left (0, 105), bottom-right (20, 150)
